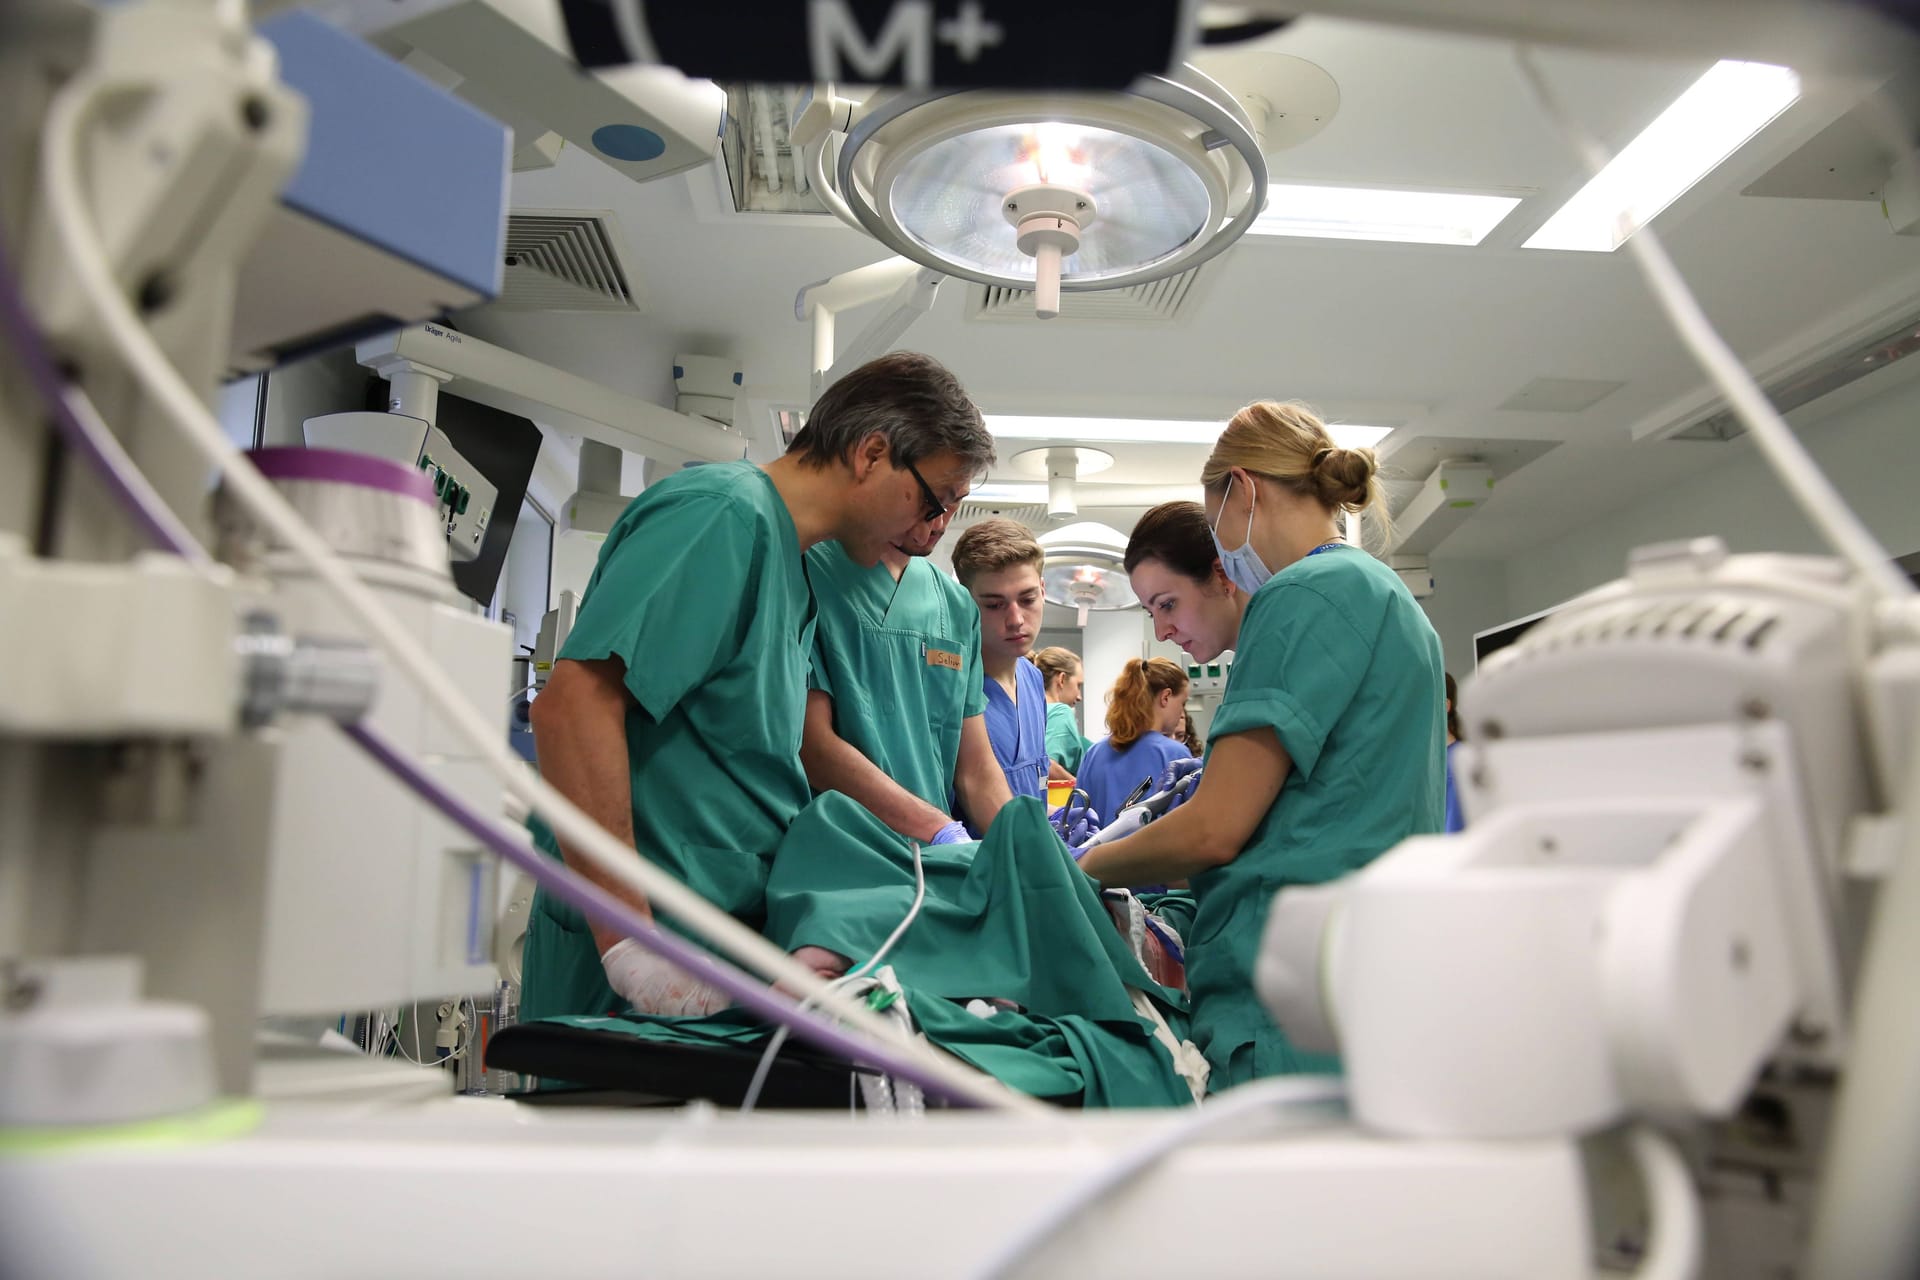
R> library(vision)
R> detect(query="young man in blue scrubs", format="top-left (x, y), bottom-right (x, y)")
top-left (521, 353), bottom-right (998, 1021)
top-left (800, 507), bottom-right (1013, 846)
top-left (949, 519), bottom-right (1052, 817)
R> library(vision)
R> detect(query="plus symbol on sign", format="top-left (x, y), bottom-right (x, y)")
top-left (937, 1), bottom-right (1004, 62)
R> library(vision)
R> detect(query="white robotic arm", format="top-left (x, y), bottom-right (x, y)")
top-left (1262, 538), bottom-right (1885, 1127)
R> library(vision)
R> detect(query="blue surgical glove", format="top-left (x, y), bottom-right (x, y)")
top-left (1156, 757), bottom-right (1203, 797)
top-left (929, 820), bottom-right (971, 846)
top-left (1050, 791), bottom-right (1102, 850)
top-left (1162, 766), bottom-right (1202, 815)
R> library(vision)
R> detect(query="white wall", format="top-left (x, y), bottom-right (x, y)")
top-left (496, 497), bottom-right (553, 655)
top-left (1504, 372), bottom-right (1920, 617)
top-left (1420, 558), bottom-right (1512, 678)
top-left (1080, 610), bottom-right (1151, 742)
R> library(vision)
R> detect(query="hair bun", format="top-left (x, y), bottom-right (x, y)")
top-left (1313, 445), bottom-right (1377, 509)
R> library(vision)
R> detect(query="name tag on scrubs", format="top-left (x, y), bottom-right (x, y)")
top-left (926, 648), bottom-right (963, 671)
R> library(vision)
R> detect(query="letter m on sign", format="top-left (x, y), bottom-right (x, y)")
top-left (810, 0), bottom-right (933, 87)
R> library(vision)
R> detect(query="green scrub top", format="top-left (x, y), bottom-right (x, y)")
top-left (520, 461), bottom-right (816, 1023)
top-left (1045, 700), bottom-right (1089, 773)
top-left (805, 543), bottom-right (985, 810)
top-left (1189, 548), bottom-right (1445, 1089)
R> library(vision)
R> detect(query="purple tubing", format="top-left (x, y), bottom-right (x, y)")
top-left (250, 446), bottom-right (436, 506)
top-left (0, 236), bottom-right (211, 567)
top-left (0, 233), bottom-right (985, 1109)
top-left (341, 721), bottom-right (980, 1106)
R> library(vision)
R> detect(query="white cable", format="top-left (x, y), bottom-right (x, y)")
top-left (971, 1076), bottom-right (1348, 1280)
top-left (1626, 1125), bottom-right (1703, 1280)
top-left (388, 1007), bottom-right (449, 1070)
top-left (847, 838), bottom-right (927, 984)
top-left (40, 74), bottom-right (1033, 1117)
top-left (1512, 47), bottom-right (1912, 605)
top-left (741, 839), bottom-right (927, 1113)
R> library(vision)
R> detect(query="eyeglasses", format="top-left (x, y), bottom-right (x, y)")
top-left (903, 458), bottom-right (959, 525)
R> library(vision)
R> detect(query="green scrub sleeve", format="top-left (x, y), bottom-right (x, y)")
top-left (1211, 582), bottom-right (1370, 781)
top-left (806, 627), bottom-right (833, 697)
top-left (557, 498), bottom-right (757, 723)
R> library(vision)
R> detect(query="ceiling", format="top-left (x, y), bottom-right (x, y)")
top-left (460, 15), bottom-right (1920, 564)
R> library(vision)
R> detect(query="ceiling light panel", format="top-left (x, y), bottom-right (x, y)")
top-left (1248, 184), bottom-right (1523, 246)
top-left (985, 415), bottom-right (1394, 449)
top-left (1524, 60), bottom-right (1801, 253)
top-left (968, 482), bottom-right (1049, 503)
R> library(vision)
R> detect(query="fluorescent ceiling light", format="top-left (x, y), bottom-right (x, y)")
top-left (986, 415), bottom-right (1393, 449)
top-left (1247, 184), bottom-right (1523, 246)
top-left (1524, 60), bottom-right (1800, 252)
top-left (967, 482), bottom-right (1049, 503)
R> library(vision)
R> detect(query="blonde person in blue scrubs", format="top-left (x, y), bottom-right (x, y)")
top-left (521, 353), bottom-right (997, 1022)
top-left (1077, 402), bottom-right (1446, 1089)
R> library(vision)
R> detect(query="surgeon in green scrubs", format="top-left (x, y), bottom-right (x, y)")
top-left (521, 352), bottom-right (997, 1023)
top-left (1076, 401), bottom-right (1445, 1090)
top-left (800, 508), bottom-right (1012, 844)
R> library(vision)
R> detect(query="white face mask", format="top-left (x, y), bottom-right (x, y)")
top-left (1210, 473), bottom-right (1273, 595)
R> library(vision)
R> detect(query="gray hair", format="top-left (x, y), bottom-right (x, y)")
top-left (788, 351), bottom-right (995, 474)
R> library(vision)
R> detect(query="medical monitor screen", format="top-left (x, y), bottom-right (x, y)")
top-left (411, 390), bottom-right (543, 608)
top-left (1473, 608), bottom-right (1553, 668)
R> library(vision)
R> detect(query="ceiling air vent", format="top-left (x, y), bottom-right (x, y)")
top-left (495, 211), bottom-right (641, 313)
top-left (957, 501), bottom-right (1049, 525)
top-left (968, 266), bottom-right (1206, 323)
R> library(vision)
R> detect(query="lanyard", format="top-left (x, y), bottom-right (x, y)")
top-left (1306, 540), bottom-right (1349, 557)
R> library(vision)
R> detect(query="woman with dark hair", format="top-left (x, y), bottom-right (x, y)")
top-left (1177, 708), bottom-right (1204, 757)
top-left (1124, 501), bottom-right (1248, 666)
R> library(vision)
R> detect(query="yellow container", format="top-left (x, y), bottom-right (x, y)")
top-left (1047, 783), bottom-right (1073, 810)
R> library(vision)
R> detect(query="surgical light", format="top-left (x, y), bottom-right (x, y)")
top-left (1248, 184), bottom-right (1524, 246)
top-left (1524, 60), bottom-right (1801, 253)
top-left (798, 67), bottom-right (1270, 318)
top-left (1037, 521), bottom-right (1138, 624)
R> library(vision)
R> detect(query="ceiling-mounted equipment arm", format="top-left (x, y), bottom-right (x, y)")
top-left (356, 324), bottom-right (746, 466)
top-left (794, 258), bottom-right (945, 401)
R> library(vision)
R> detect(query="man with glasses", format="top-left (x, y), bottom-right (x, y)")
top-left (800, 446), bottom-right (1013, 850)
top-left (521, 352), bottom-right (997, 1022)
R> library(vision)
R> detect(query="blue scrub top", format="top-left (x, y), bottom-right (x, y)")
top-left (1444, 740), bottom-right (1464, 832)
top-left (979, 657), bottom-right (1048, 819)
top-left (1076, 730), bottom-right (1190, 826)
